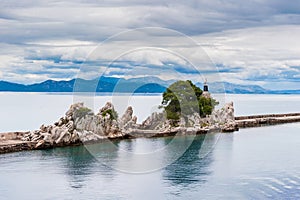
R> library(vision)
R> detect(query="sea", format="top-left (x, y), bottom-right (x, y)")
top-left (0, 93), bottom-right (299, 199)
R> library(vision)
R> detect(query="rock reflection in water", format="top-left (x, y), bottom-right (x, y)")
top-left (40, 140), bottom-right (121, 188)
top-left (41, 146), bottom-right (97, 188)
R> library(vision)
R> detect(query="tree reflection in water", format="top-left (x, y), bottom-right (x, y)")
top-left (163, 134), bottom-right (217, 188)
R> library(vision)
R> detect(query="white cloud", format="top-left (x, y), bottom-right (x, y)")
top-left (195, 25), bottom-right (300, 87)
top-left (1, 1), bottom-right (300, 89)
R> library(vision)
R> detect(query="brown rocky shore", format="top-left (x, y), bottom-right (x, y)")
top-left (1, 101), bottom-right (299, 154)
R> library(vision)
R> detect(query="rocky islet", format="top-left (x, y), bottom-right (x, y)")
top-left (1, 101), bottom-right (239, 153)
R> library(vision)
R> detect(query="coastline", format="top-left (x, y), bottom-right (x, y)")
top-left (1, 112), bottom-right (300, 154)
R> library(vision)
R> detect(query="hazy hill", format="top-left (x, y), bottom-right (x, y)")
top-left (0, 77), bottom-right (299, 94)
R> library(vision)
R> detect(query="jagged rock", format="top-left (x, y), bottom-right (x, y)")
top-left (43, 133), bottom-right (53, 144)
top-left (50, 126), bottom-right (61, 140)
top-left (66, 102), bottom-right (84, 118)
top-left (120, 106), bottom-right (133, 124)
top-left (31, 133), bottom-right (42, 142)
top-left (209, 102), bottom-right (237, 132)
top-left (55, 129), bottom-right (70, 144)
top-left (21, 100), bottom-right (239, 149)
top-left (142, 112), bottom-right (165, 130)
top-left (178, 117), bottom-right (186, 127)
top-left (65, 121), bottom-right (74, 132)
top-left (210, 102), bottom-right (235, 124)
top-left (132, 116), bottom-right (137, 124)
top-left (71, 130), bottom-right (80, 143)
top-left (35, 140), bottom-right (45, 148)
top-left (187, 113), bottom-right (201, 127)
top-left (71, 102), bottom-right (126, 138)
top-left (22, 102), bottom-right (135, 147)
top-left (100, 103), bottom-right (113, 115)
top-left (140, 101), bottom-right (237, 132)
top-left (75, 130), bottom-right (105, 142)
top-left (40, 124), bottom-right (47, 132)
top-left (119, 106), bottom-right (138, 131)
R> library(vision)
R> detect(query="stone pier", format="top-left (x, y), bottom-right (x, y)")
top-left (235, 113), bottom-right (300, 128)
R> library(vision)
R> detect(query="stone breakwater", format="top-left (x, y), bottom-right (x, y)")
top-left (235, 113), bottom-right (300, 128)
top-left (0, 132), bottom-right (35, 154)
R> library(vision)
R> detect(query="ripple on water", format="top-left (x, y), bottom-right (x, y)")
top-left (237, 172), bottom-right (300, 199)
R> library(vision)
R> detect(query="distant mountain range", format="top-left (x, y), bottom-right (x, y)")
top-left (0, 76), bottom-right (299, 94)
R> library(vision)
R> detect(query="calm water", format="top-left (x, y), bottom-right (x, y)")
top-left (0, 94), bottom-right (300, 199)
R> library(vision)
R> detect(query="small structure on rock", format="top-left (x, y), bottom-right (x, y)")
top-left (201, 79), bottom-right (211, 99)
top-left (22, 98), bottom-right (238, 149)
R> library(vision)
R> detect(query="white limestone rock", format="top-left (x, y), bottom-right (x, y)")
top-left (119, 106), bottom-right (138, 131)
top-left (141, 112), bottom-right (166, 130)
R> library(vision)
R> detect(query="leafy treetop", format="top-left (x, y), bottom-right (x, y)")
top-left (161, 80), bottom-right (218, 121)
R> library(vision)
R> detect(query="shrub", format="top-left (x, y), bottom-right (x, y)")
top-left (101, 109), bottom-right (118, 120)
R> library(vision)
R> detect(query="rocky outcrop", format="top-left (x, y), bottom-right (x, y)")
top-left (75, 102), bottom-right (122, 138)
top-left (119, 106), bottom-right (139, 133)
top-left (23, 102), bottom-right (81, 148)
top-left (209, 102), bottom-right (235, 124)
top-left (142, 112), bottom-right (167, 130)
top-left (3, 100), bottom-right (300, 154)
top-left (19, 101), bottom-right (237, 150)
top-left (140, 102), bottom-right (238, 132)
top-left (22, 102), bottom-right (138, 149)
top-left (209, 102), bottom-right (238, 132)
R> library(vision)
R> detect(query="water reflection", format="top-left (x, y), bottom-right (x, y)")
top-left (1, 123), bottom-right (300, 199)
top-left (39, 140), bottom-right (122, 189)
top-left (115, 138), bottom-right (170, 173)
top-left (40, 146), bottom-right (97, 188)
top-left (110, 134), bottom-right (201, 173)
top-left (163, 134), bottom-right (216, 188)
top-left (84, 139), bottom-right (121, 173)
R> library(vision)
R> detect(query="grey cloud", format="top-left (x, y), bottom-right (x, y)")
top-left (1, 0), bottom-right (300, 88)
top-left (1, 0), bottom-right (300, 44)
top-left (246, 70), bottom-right (300, 82)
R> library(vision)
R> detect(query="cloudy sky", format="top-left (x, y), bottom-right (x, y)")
top-left (1, 0), bottom-right (300, 89)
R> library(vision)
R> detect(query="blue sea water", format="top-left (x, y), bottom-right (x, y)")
top-left (0, 93), bottom-right (299, 199)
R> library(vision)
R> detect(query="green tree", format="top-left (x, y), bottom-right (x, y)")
top-left (161, 80), bottom-right (218, 122)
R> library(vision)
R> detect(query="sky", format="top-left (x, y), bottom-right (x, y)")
top-left (1, 0), bottom-right (300, 89)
